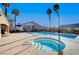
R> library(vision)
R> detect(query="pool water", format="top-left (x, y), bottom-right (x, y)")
top-left (31, 38), bottom-right (65, 52)
top-left (31, 32), bottom-right (77, 40)
top-left (59, 33), bottom-right (77, 39)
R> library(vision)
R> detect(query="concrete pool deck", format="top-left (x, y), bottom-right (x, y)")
top-left (0, 32), bottom-right (79, 55)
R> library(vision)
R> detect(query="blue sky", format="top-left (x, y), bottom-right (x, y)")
top-left (0, 3), bottom-right (79, 27)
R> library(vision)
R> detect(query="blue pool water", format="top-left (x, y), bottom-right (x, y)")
top-left (31, 32), bottom-right (77, 40)
top-left (31, 38), bottom-right (65, 52)
top-left (59, 33), bottom-right (77, 39)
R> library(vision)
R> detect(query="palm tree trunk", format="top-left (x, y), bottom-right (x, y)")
top-left (14, 15), bottom-right (16, 31)
top-left (5, 7), bottom-right (7, 17)
top-left (49, 14), bottom-right (51, 32)
top-left (57, 11), bottom-right (63, 55)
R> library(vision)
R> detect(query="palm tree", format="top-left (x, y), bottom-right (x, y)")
top-left (47, 8), bottom-right (52, 32)
top-left (53, 4), bottom-right (63, 55)
top-left (2, 3), bottom-right (11, 17)
top-left (12, 9), bottom-right (19, 31)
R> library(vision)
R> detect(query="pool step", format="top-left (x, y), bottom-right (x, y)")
top-left (31, 41), bottom-right (50, 52)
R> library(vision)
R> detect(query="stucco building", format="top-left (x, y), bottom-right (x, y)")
top-left (0, 8), bottom-right (10, 37)
top-left (10, 21), bottom-right (43, 32)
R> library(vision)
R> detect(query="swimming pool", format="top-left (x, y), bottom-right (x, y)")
top-left (31, 38), bottom-right (65, 52)
top-left (31, 32), bottom-right (77, 40)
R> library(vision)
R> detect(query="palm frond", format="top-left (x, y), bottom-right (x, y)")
top-left (47, 8), bottom-right (52, 15)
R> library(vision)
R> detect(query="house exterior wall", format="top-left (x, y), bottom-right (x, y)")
top-left (0, 9), bottom-right (9, 37)
top-left (0, 25), bottom-right (1, 38)
top-left (14, 22), bottom-right (43, 32)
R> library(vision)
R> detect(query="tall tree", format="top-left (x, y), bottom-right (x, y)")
top-left (53, 4), bottom-right (63, 55)
top-left (2, 3), bottom-right (11, 17)
top-left (47, 8), bottom-right (52, 31)
top-left (12, 9), bottom-right (19, 31)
